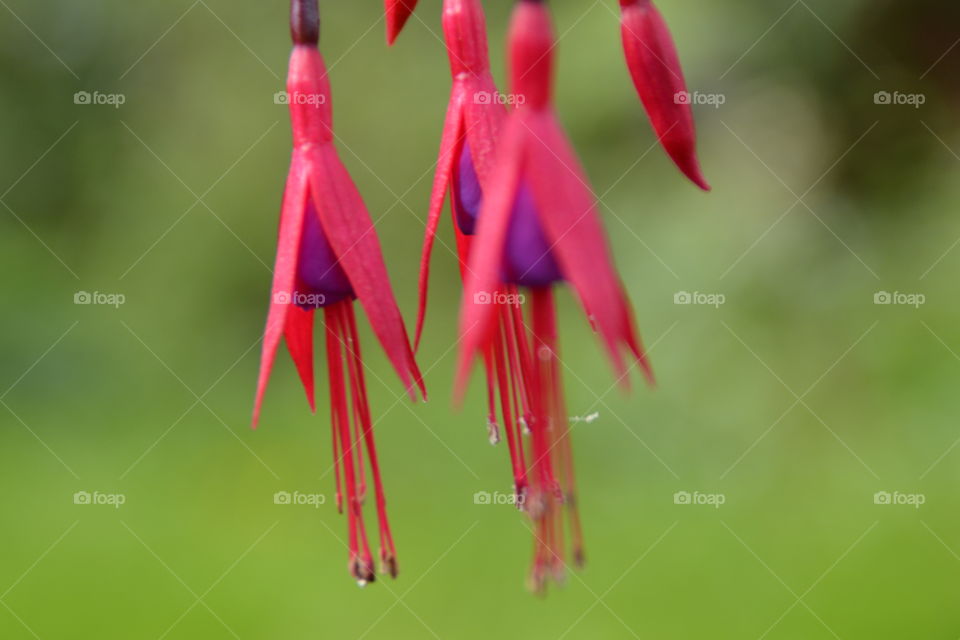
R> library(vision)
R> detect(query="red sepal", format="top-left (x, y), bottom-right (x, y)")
top-left (307, 144), bottom-right (425, 401)
top-left (620, 0), bottom-right (709, 190)
top-left (253, 150), bottom-right (310, 428)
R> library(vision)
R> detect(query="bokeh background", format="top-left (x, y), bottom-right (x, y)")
top-left (2, 0), bottom-right (960, 637)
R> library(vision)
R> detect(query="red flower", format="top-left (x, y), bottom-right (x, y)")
top-left (254, 0), bottom-right (425, 585)
top-left (418, 0), bottom-right (550, 529)
top-left (385, 0), bottom-right (419, 45)
top-left (454, 0), bottom-right (654, 591)
top-left (417, 0), bottom-right (522, 448)
top-left (620, 0), bottom-right (709, 190)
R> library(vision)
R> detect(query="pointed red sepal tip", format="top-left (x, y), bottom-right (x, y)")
top-left (620, 0), bottom-right (710, 191)
top-left (284, 305), bottom-right (317, 411)
top-left (385, 0), bottom-right (418, 45)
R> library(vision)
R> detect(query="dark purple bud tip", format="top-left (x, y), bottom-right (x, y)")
top-left (352, 559), bottom-right (376, 587)
top-left (381, 553), bottom-right (399, 579)
top-left (291, 0), bottom-right (320, 45)
top-left (573, 546), bottom-right (585, 569)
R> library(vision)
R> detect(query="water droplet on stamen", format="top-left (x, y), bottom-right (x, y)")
top-left (487, 420), bottom-right (501, 445)
top-left (519, 416), bottom-right (531, 435)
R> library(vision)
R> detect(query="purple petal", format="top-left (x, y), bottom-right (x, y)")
top-left (294, 196), bottom-right (355, 309)
top-left (455, 143), bottom-right (562, 287)
top-left (502, 183), bottom-right (563, 287)
top-left (454, 143), bottom-right (483, 235)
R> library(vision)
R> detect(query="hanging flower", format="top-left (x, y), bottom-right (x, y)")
top-left (620, 0), bottom-right (709, 190)
top-left (455, 0), bottom-right (654, 592)
top-left (254, 0), bottom-right (425, 586)
top-left (416, 0), bottom-right (517, 448)
top-left (385, 0), bottom-right (419, 45)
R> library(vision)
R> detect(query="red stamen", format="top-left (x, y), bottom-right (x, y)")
top-left (331, 403), bottom-right (344, 514)
top-left (344, 303), bottom-right (399, 578)
top-left (481, 348), bottom-right (500, 445)
top-left (326, 304), bottom-right (375, 586)
top-left (492, 317), bottom-right (527, 503)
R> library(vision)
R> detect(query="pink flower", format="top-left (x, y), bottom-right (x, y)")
top-left (254, 0), bottom-right (425, 585)
top-left (455, 0), bottom-right (654, 591)
top-left (416, 0), bottom-right (539, 539)
top-left (417, 0), bottom-right (529, 452)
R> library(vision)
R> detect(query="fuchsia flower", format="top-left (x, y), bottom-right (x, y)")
top-left (385, 0), bottom-right (419, 45)
top-left (254, 0), bottom-right (425, 585)
top-left (620, 0), bottom-right (709, 190)
top-left (416, 0), bottom-right (504, 344)
top-left (416, 0), bottom-right (555, 543)
top-left (452, 0), bottom-right (654, 591)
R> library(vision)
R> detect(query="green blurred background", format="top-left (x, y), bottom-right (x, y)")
top-left (3, 0), bottom-right (960, 637)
